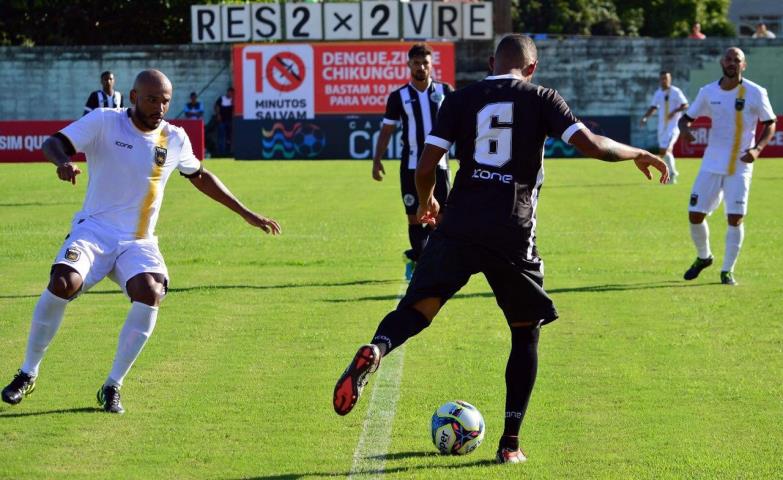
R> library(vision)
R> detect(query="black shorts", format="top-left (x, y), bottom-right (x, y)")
top-left (398, 231), bottom-right (558, 325)
top-left (400, 167), bottom-right (451, 215)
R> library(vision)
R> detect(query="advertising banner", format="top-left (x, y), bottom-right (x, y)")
top-left (234, 115), bottom-right (633, 160)
top-left (0, 119), bottom-right (205, 163)
top-left (673, 115), bottom-right (783, 158)
top-left (234, 42), bottom-right (455, 120)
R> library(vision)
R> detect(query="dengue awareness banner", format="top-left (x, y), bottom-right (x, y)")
top-left (233, 42), bottom-right (455, 120)
top-left (0, 120), bottom-right (205, 162)
top-left (673, 116), bottom-right (783, 158)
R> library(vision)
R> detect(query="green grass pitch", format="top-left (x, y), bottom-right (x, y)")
top-left (1, 158), bottom-right (781, 479)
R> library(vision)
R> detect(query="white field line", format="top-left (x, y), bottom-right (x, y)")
top-left (348, 284), bottom-right (408, 479)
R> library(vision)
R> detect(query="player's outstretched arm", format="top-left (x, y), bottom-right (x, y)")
top-left (188, 168), bottom-right (281, 235)
top-left (372, 124), bottom-right (395, 181)
top-left (415, 143), bottom-right (448, 225)
top-left (640, 106), bottom-right (657, 127)
top-left (569, 129), bottom-right (669, 183)
top-left (42, 136), bottom-right (82, 185)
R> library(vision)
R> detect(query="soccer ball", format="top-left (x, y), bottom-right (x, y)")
top-left (293, 123), bottom-right (326, 158)
top-left (431, 400), bottom-right (485, 455)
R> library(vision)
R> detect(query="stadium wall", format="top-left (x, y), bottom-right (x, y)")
top-left (1, 38), bottom-right (781, 151)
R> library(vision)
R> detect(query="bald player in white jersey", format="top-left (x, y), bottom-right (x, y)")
top-left (678, 48), bottom-right (776, 285)
top-left (1, 70), bottom-right (281, 414)
top-left (640, 71), bottom-right (689, 184)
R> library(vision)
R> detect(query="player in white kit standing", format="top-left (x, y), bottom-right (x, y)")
top-left (640, 71), bottom-right (689, 184)
top-left (678, 48), bottom-right (776, 285)
top-left (1, 70), bottom-right (281, 413)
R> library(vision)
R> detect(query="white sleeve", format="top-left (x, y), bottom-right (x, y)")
top-left (59, 109), bottom-right (104, 153)
top-left (675, 88), bottom-right (689, 107)
top-left (686, 87), bottom-right (708, 119)
top-left (650, 91), bottom-right (660, 108)
top-left (176, 130), bottom-right (202, 175)
top-left (756, 87), bottom-right (776, 122)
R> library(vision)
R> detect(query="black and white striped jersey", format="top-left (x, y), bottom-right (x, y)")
top-left (382, 80), bottom-right (454, 170)
top-left (425, 74), bottom-right (584, 260)
top-left (83, 90), bottom-right (124, 116)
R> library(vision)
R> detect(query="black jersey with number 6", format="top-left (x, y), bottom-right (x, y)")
top-left (426, 74), bottom-right (583, 261)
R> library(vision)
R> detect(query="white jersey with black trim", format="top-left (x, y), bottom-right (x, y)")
top-left (650, 85), bottom-right (688, 135)
top-left (686, 78), bottom-right (776, 176)
top-left (58, 108), bottom-right (202, 240)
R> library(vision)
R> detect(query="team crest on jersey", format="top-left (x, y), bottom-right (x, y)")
top-left (403, 194), bottom-right (416, 207)
top-left (64, 248), bottom-right (80, 262)
top-left (690, 194), bottom-right (699, 206)
top-left (154, 146), bottom-right (167, 166)
top-left (430, 90), bottom-right (445, 104)
top-left (735, 98), bottom-right (745, 111)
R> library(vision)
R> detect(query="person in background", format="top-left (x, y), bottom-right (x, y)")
top-left (215, 87), bottom-right (235, 155)
top-left (752, 23), bottom-right (776, 39)
top-left (688, 22), bottom-right (706, 39)
top-left (184, 92), bottom-right (204, 119)
top-left (83, 71), bottom-right (123, 116)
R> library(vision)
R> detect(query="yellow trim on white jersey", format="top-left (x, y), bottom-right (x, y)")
top-left (135, 130), bottom-right (168, 239)
top-left (728, 84), bottom-right (746, 176)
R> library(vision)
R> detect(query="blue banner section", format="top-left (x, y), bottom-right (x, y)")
top-left (233, 115), bottom-right (630, 160)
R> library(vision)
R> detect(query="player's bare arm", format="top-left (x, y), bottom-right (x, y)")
top-left (569, 129), bottom-right (669, 183)
top-left (414, 143), bottom-right (446, 225)
top-left (741, 120), bottom-right (777, 164)
top-left (372, 123), bottom-right (396, 181)
top-left (669, 103), bottom-right (689, 120)
top-left (640, 106), bottom-right (657, 127)
top-left (41, 135), bottom-right (82, 185)
top-left (188, 168), bottom-right (281, 235)
top-left (678, 114), bottom-right (696, 142)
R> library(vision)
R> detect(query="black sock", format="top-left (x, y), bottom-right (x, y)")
top-left (371, 306), bottom-right (431, 354)
top-left (503, 327), bottom-right (540, 439)
top-left (407, 225), bottom-right (428, 261)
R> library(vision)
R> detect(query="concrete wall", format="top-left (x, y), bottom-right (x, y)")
top-left (1, 38), bottom-right (781, 149)
top-left (0, 44), bottom-right (232, 122)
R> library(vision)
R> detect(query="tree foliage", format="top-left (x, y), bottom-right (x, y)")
top-left (513, 0), bottom-right (735, 37)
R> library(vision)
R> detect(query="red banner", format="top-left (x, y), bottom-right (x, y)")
top-left (674, 115), bottom-right (783, 158)
top-left (0, 119), bottom-right (205, 163)
top-left (234, 42), bottom-right (455, 119)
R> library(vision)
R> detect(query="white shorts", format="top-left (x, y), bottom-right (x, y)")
top-left (53, 218), bottom-right (169, 296)
top-left (657, 126), bottom-right (679, 151)
top-left (688, 170), bottom-right (752, 216)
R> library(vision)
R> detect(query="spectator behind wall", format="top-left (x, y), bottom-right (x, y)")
top-left (215, 87), bottom-right (234, 155)
top-left (752, 23), bottom-right (776, 38)
top-left (83, 71), bottom-right (123, 116)
top-left (184, 92), bottom-right (204, 119)
top-left (688, 22), bottom-right (706, 39)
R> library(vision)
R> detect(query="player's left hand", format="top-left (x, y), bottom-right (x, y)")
top-left (243, 213), bottom-right (281, 235)
top-left (633, 151), bottom-right (669, 184)
top-left (740, 147), bottom-right (760, 164)
top-left (417, 196), bottom-right (440, 226)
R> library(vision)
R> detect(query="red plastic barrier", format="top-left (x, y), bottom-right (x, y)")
top-left (0, 119), bottom-right (204, 163)
top-left (674, 115), bottom-right (783, 158)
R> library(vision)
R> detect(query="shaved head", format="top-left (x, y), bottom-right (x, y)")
top-left (724, 47), bottom-right (745, 62)
top-left (130, 69), bottom-right (173, 131)
top-left (720, 47), bottom-right (746, 83)
top-left (494, 34), bottom-right (537, 71)
top-left (133, 69), bottom-right (172, 92)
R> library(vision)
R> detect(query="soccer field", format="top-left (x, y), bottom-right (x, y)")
top-left (1, 159), bottom-right (782, 479)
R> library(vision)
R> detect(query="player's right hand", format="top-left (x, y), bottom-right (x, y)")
top-left (372, 161), bottom-right (385, 181)
top-left (681, 127), bottom-right (696, 143)
top-left (56, 162), bottom-right (82, 185)
top-left (417, 196), bottom-right (440, 226)
top-left (633, 151), bottom-right (669, 184)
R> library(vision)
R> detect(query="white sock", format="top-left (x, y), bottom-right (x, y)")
top-left (664, 153), bottom-right (678, 176)
top-left (690, 222), bottom-right (712, 259)
top-left (722, 224), bottom-right (744, 272)
top-left (21, 289), bottom-right (70, 377)
top-left (106, 302), bottom-right (158, 388)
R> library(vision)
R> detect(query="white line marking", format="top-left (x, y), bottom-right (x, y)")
top-left (348, 285), bottom-right (408, 479)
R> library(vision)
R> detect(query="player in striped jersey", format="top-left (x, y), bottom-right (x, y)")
top-left (640, 71), bottom-right (689, 183)
top-left (679, 47), bottom-right (776, 285)
top-left (371, 43), bottom-right (454, 280)
top-left (83, 71), bottom-right (124, 116)
top-left (1, 70), bottom-right (280, 413)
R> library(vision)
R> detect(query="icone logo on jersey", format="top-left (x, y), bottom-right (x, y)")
top-left (115, 141), bottom-right (133, 149)
top-left (472, 168), bottom-right (513, 184)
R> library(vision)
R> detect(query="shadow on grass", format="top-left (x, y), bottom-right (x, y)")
top-left (0, 279), bottom-right (398, 300)
top-left (0, 406), bottom-right (100, 418)
top-left (324, 279), bottom-right (721, 303)
top-left (234, 456), bottom-right (496, 479)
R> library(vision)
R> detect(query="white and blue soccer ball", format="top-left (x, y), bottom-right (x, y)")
top-left (431, 400), bottom-right (485, 455)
